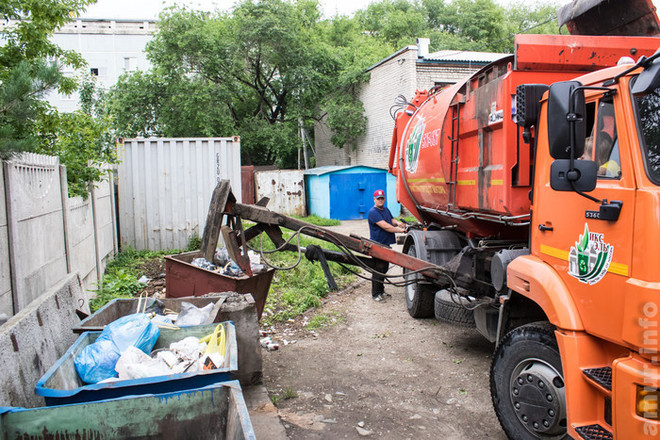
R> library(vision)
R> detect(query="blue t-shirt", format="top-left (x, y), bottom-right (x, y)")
top-left (368, 206), bottom-right (396, 246)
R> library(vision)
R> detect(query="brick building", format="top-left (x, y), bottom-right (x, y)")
top-left (314, 39), bottom-right (507, 168)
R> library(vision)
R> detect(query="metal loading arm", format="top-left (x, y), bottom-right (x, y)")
top-left (200, 180), bottom-right (449, 283)
top-left (226, 201), bottom-right (447, 282)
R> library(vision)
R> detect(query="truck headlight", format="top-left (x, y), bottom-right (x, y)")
top-left (637, 385), bottom-right (660, 420)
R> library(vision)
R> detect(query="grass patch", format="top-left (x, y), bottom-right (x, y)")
top-left (306, 311), bottom-right (344, 330)
top-left (92, 226), bottom-right (356, 321)
top-left (253, 232), bottom-right (355, 326)
top-left (283, 388), bottom-right (298, 400)
top-left (291, 214), bottom-right (340, 227)
top-left (89, 243), bottom-right (188, 311)
top-left (270, 388), bottom-right (298, 407)
top-left (401, 216), bottom-right (418, 224)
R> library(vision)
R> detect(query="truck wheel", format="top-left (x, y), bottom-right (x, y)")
top-left (490, 322), bottom-right (568, 440)
top-left (404, 245), bottom-right (435, 318)
top-left (434, 289), bottom-right (475, 328)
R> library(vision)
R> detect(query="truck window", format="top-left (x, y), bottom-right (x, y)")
top-left (581, 102), bottom-right (596, 160)
top-left (634, 85), bottom-right (660, 184)
top-left (594, 98), bottom-right (621, 179)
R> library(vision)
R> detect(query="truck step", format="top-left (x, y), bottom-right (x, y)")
top-left (582, 367), bottom-right (612, 391)
top-left (575, 424), bottom-right (612, 440)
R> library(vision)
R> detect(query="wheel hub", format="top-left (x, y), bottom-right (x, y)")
top-left (510, 359), bottom-right (566, 437)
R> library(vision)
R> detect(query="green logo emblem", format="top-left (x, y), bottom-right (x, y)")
top-left (568, 224), bottom-right (613, 285)
top-left (405, 119), bottom-right (425, 173)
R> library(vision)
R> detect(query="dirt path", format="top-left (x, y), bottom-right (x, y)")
top-left (261, 220), bottom-right (508, 439)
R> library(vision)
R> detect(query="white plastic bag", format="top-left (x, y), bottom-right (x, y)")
top-left (115, 346), bottom-right (171, 380)
top-left (175, 302), bottom-right (214, 327)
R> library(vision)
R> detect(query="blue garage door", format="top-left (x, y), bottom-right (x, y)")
top-left (329, 173), bottom-right (386, 220)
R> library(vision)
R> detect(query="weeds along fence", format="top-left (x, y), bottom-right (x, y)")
top-left (118, 137), bottom-right (242, 251)
top-left (0, 153), bottom-right (117, 317)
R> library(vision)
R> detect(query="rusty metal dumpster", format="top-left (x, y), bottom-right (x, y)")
top-left (165, 250), bottom-right (274, 319)
top-left (1, 381), bottom-right (255, 440)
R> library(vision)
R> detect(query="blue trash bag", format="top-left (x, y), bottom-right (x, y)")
top-left (74, 313), bottom-right (160, 384)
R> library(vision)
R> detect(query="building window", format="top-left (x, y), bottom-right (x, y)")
top-left (123, 57), bottom-right (136, 72)
top-left (90, 67), bottom-right (99, 76)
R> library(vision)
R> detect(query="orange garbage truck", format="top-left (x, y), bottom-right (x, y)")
top-left (216, 1), bottom-right (660, 438)
top-left (386, 6), bottom-right (660, 440)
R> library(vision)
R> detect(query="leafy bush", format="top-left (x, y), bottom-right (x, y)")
top-left (90, 246), bottom-right (178, 311)
top-left (89, 269), bottom-right (145, 311)
top-left (186, 234), bottom-right (202, 251)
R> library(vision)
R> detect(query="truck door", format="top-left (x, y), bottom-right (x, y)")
top-left (532, 94), bottom-right (635, 342)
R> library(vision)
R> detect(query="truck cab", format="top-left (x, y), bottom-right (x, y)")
top-left (499, 55), bottom-right (660, 439)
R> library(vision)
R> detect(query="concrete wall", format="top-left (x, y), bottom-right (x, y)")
top-left (47, 19), bottom-right (157, 112)
top-left (0, 165), bottom-right (11, 316)
top-left (1, 154), bottom-right (116, 317)
top-left (0, 274), bottom-right (85, 408)
top-left (255, 170), bottom-right (306, 216)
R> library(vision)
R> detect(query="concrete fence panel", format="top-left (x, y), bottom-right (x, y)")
top-left (90, 171), bottom-right (118, 291)
top-left (4, 154), bottom-right (68, 312)
top-left (1, 154), bottom-right (116, 317)
top-left (65, 194), bottom-right (97, 291)
top-left (0, 165), bottom-right (11, 316)
top-left (118, 137), bottom-right (242, 251)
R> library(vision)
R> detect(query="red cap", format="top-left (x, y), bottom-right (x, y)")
top-left (373, 189), bottom-right (385, 198)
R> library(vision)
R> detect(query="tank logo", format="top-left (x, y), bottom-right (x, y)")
top-left (488, 102), bottom-right (503, 125)
top-left (568, 223), bottom-right (613, 285)
top-left (405, 119), bottom-right (425, 173)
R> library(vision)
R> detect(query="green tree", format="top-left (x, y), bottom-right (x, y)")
top-left (0, 60), bottom-right (62, 157)
top-left (35, 76), bottom-right (116, 197)
top-left (503, 2), bottom-right (563, 43)
top-left (107, 0), bottom-right (563, 167)
top-left (0, 0), bottom-right (94, 157)
top-left (109, 0), bottom-right (392, 167)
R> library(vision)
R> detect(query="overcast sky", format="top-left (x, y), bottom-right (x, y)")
top-left (81, 0), bottom-right (645, 20)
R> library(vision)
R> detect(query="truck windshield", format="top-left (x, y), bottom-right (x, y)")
top-left (634, 84), bottom-right (660, 184)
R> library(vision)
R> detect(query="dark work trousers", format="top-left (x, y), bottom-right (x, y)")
top-left (371, 258), bottom-right (390, 297)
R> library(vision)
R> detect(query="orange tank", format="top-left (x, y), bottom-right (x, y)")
top-left (389, 34), bottom-right (660, 239)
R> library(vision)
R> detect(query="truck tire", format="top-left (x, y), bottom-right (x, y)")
top-left (490, 322), bottom-right (569, 440)
top-left (404, 245), bottom-right (435, 318)
top-left (434, 289), bottom-right (475, 328)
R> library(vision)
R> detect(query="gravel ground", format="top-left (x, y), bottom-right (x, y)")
top-left (260, 220), bottom-right (509, 439)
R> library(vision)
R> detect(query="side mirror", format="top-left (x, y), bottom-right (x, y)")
top-left (633, 49), bottom-right (660, 96)
top-left (550, 159), bottom-right (597, 192)
top-left (547, 81), bottom-right (586, 159)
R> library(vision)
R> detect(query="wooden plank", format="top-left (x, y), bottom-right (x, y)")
top-left (221, 225), bottom-right (253, 276)
top-left (200, 180), bottom-right (235, 261)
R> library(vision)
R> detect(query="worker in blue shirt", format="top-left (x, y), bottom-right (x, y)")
top-left (367, 189), bottom-right (406, 302)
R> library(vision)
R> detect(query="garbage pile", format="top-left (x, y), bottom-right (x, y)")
top-left (191, 248), bottom-right (266, 277)
top-left (74, 300), bottom-right (228, 384)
